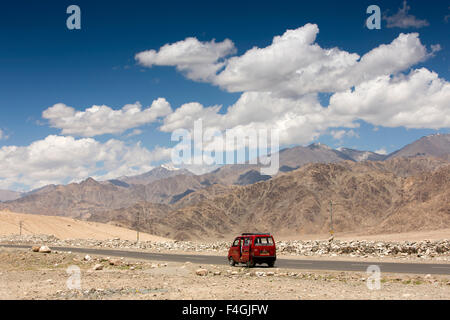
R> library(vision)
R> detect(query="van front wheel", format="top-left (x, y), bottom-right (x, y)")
top-left (228, 257), bottom-right (235, 266)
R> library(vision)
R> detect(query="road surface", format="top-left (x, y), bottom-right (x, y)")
top-left (1, 244), bottom-right (449, 275)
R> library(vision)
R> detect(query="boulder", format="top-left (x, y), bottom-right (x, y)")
top-left (38, 246), bottom-right (51, 253)
top-left (196, 268), bottom-right (208, 276)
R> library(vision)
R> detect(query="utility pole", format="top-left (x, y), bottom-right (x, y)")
top-left (136, 207), bottom-right (140, 243)
top-left (329, 200), bottom-right (333, 236)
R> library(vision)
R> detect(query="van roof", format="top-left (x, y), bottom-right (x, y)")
top-left (241, 233), bottom-right (271, 236)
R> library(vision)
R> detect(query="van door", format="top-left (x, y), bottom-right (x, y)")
top-left (240, 237), bottom-right (251, 263)
top-left (230, 238), bottom-right (241, 262)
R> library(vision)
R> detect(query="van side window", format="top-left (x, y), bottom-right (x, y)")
top-left (255, 237), bottom-right (273, 245)
top-left (232, 239), bottom-right (240, 247)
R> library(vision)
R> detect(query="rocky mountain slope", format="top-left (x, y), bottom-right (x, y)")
top-left (386, 134), bottom-right (450, 161)
top-left (89, 158), bottom-right (450, 240)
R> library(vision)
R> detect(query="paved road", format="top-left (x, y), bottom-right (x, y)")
top-left (2, 244), bottom-right (450, 275)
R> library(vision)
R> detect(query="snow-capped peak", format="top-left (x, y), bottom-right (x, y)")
top-left (160, 163), bottom-right (180, 171)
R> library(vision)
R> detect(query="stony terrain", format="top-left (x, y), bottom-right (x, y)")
top-left (1, 234), bottom-right (449, 262)
top-left (0, 247), bottom-right (449, 300)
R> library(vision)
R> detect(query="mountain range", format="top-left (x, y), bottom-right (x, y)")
top-left (1, 134), bottom-right (449, 240)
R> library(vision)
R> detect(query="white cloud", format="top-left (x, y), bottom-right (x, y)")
top-left (42, 98), bottom-right (172, 137)
top-left (328, 68), bottom-right (450, 129)
top-left (214, 28), bottom-right (428, 97)
top-left (384, 1), bottom-right (429, 29)
top-left (330, 129), bottom-right (359, 141)
top-left (0, 135), bottom-right (172, 190)
top-left (161, 102), bottom-right (223, 132)
top-left (137, 24), bottom-right (430, 99)
top-left (161, 66), bottom-right (450, 151)
top-left (135, 37), bottom-right (236, 82)
top-left (162, 91), bottom-right (355, 149)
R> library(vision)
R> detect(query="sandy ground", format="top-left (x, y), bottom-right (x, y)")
top-left (0, 247), bottom-right (449, 300)
top-left (0, 211), bottom-right (171, 242)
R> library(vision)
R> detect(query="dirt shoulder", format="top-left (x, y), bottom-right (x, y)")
top-left (0, 247), bottom-right (449, 300)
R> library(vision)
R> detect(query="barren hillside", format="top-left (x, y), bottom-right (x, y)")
top-left (0, 210), bottom-right (171, 241)
top-left (93, 159), bottom-right (450, 240)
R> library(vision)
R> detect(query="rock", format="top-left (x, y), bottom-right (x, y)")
top-left (196, 268), bottom-right (208, 276)
top-left (231, 271), bottom-right (239, 275)
top-left (109, 259), bottom-right (122, 266)
top-left (213, 271), bottom-right (221, 276)
top-left (93, 264), bottom-right (103, 271)
top-left (83, 255), bottom-right (92, 261)
top-left (31, 246), bottom-right (40, 252)
top-left (38, 246), bottom-right (51, 253)
top-left (255, 272), bottom-right (266, 277)
top-left (266, 272), bottom-right (275, 276)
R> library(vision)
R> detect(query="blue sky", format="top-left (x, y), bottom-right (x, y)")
top-left (0, 0), bottom-right (449, 190)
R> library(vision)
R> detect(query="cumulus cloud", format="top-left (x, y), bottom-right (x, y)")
top-left (137, 24), bottom-right (430, 99)
top-left (328, 68), bottom-right (450, 129)
top-left (135, 37), bottom-right (236, 81)
top-left (214, 28), bottom-right (428, 97)
top-left (161, 66), bottom-right (450, 150)
top-left (383, 1), bottom-right (429, 29)
top-left (162, 91), bottom-right (354, 148)
top-left (42, 98), bottom-right (172, 137)
top-left (0, 135), bottom-right (172, 190)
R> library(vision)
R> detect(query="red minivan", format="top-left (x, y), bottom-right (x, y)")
top-left (227, 233), bottom-right (276, 268)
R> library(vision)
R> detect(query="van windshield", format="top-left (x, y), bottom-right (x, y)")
top-left (254, 237), bottom-right (273, 246)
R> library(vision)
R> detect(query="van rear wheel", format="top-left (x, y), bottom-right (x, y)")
top-left (228, 257), bottom-right (235, 266)
top-left (267, 261), bottom-right (275, 268)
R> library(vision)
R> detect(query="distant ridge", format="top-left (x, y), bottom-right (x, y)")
top-left (386, 134), bottom-right (450, 161)
top-left (119, 165), bottom-right (193, 185)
